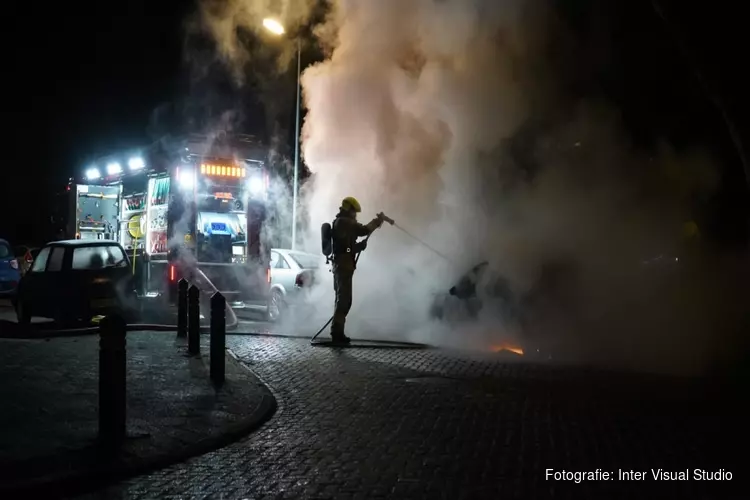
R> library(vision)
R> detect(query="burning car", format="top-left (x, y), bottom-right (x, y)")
top-left (429, 262), bottom-right (518, 323)
top-left (429, 259), bottom-right (578, 357)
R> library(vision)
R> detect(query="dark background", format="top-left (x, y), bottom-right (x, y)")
top-left (2, 0), bottom-right (748, 248)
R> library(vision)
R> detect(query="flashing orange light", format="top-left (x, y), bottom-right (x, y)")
top-left (215, 192), bottom-right (232, 199)
top-left (170, 265), bottom-right (175, 281)
top-left (267, 267), bottom-right (271, 284)
top-left (200, 164), bottom-right (245, 178)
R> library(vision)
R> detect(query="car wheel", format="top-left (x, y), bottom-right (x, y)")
top-left (16, 300), bottom-right (31, 325)
top-left (266, 289), bottom-right (285, 322)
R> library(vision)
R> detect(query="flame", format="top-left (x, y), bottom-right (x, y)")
top-left (490, 344), bottom-right (524, 355)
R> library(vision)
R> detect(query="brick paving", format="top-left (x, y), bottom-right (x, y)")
top-left (77, 335), bottom-right (745, 500)
top-left (0, 332), bottom-right (273, 496)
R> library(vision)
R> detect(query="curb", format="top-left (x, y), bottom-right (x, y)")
top-left (0, 321), bottom-right (100, 339)
top-left (0, 351), bottom-right (278, 498)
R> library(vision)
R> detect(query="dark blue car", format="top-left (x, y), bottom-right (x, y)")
top-left (0, 239), bottom-right (21, 296)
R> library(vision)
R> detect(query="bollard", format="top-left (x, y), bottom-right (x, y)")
top-left (210, 292), bottom-right (226, 384)
top-left (99, 315), bottom-right (127, 449)
top-left (176, 278), bottom-right (188, 338)
top-left (188, 284), bottom-right (200, 355)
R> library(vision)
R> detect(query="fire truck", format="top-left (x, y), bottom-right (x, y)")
top-left (59, 134), bottom-right (273, 310)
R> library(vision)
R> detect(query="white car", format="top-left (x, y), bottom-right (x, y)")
top-left (267, 249), bottom-right (323, 321)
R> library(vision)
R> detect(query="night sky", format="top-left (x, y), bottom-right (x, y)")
top-left (2, 1), bottom-right (748, 247)
top-left (4, 0), bottom-right (191, 242)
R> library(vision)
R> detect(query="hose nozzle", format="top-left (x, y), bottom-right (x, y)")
top-left (377, 212), bottom-right (395, 225)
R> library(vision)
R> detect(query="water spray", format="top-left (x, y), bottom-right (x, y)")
top-left (379, 212), bottom-right (455, 265)
top-left (392, 223), bottom-right (454, 266)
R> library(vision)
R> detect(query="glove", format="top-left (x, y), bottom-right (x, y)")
top-left (355, 239), bottom-right (368, 253)
top-left (376, 212), bottom-right (394, 225)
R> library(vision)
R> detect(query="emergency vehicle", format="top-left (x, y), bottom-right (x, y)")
top-left (57, 134), bottom-right (273, 309)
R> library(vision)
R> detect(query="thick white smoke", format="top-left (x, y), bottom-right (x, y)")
top-left (198, 0), bottom-right (748, 375)
top-left (298, 0), bottom-right (548, 341)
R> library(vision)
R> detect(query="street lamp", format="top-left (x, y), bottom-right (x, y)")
top-left (263, 17), bottom-right (301, 250)
top-left (262, 18), bottom-right (285, 35)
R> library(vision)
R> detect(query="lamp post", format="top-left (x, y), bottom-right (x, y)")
top-left (263, 18), bottom-right (301, 250)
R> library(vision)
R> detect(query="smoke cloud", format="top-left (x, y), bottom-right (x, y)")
top-left (198, 0), bottom-right (748, 376)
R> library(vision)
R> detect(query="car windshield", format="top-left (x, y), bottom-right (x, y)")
top-left (0, 242), bottom-right (11, 259)
top-left (72, 245), bottom-right (128, 270)
top-left (287, 252), bottom-right (320, 269)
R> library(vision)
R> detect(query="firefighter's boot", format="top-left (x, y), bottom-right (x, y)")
top-left (330, 325), bottom-right (351, 344)
top-left (331, 334), bottom-right (351, 344)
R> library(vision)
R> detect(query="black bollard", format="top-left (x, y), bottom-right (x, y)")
top-left (210, 292), bottom-right (226, 384)
top-left (176, 278), bottom-right (188, 338)
top-left (188, 284), bottom-right (200, 355)
top-left (99, 315), bottom-right (127, 449)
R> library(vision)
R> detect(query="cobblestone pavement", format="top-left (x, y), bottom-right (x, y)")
top-left (81, 335), bottom-right (745, 500)
top-left (0, 332), bottom-right (271, 494)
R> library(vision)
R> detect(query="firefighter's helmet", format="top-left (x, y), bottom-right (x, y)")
top-left (341, 196), bottom-right (362, 213)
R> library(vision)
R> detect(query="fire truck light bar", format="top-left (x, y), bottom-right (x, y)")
top-left (200, 164), bottom-right (246, 177)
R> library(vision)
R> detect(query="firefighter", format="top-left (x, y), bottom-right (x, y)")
top-left (330, 196), bottom-right (384, 343)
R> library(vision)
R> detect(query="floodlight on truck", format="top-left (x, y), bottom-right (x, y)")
top-left (248, 175), bottom-right (264, 196)
top-left (128, 157), bottom-right (145, 170)
top-left (177, 167), bottom-right (195, 189)
top-left (107, 162), bottom-right (122, 175)
top-left (86, 168), bottom-right (100, 180)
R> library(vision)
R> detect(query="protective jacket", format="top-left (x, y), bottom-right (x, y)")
top-left (331, 210), bottom-right (382, 271)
